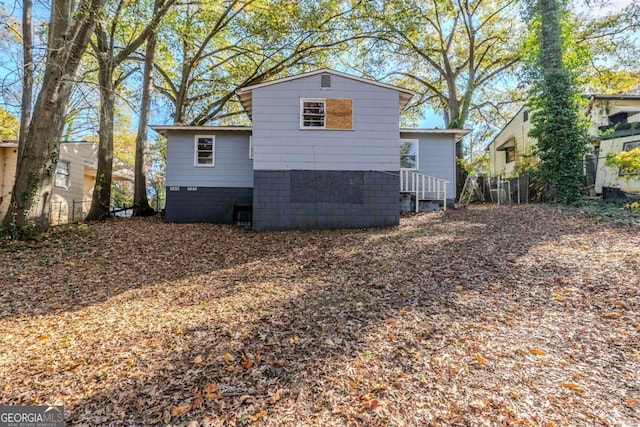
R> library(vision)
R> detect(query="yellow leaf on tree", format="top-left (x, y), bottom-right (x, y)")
top-left (530, 348), bottom-right (546, 356)
top-left (170, 403), bottom-right (191, 417)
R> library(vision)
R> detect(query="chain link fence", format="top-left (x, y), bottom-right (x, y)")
top-left (1, 197), bottom-right (166, 226)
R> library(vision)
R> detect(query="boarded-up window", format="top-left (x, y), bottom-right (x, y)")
top-left (325, 99), bottom-right (353, 129)
top-left (300, 98), bottom-right (353, 129)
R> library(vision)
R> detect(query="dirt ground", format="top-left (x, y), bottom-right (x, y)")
top-left (0, 204), bottom-right (638, 426)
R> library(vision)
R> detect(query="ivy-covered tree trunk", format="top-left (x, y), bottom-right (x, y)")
top-left (528, 0), bottom-right (589, 203)
top-left (2, 0), bottom-right (105, 234)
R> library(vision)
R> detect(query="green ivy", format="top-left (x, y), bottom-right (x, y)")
top-left (527, 0), bottom-right (590, 204)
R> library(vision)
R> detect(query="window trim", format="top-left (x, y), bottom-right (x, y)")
top-left (194, 135), bottom-right (215, 167)
top-left (400, 139), bottom-right (419, 171)
top-left (55, 160), bottom-right (71, 189)
top-left (505, 146), bottom-right (516, 163)
top-left (249, 136), bottom-right (253, 160)
top-left (300, 98), bottom-right (326, 129)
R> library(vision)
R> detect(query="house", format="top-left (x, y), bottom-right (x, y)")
top-left (486, 94), bottom-right (640, 196)
top-left (153, 69), bottom-right (468, 231)
top-left (0, 141), bottom-right (134, 224)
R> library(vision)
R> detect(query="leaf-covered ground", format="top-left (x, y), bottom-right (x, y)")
top-left (1, 205), bottom-right (638, 426)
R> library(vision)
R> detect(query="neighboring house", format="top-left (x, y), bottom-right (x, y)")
top-left (153, 69), bottom-right (468, 231)
top-left (486, 94), bottom-right (640, 195)
top-left (0, 141), bottom-right (134, 224)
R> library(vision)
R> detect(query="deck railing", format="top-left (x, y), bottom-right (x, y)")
top-left (400, 169), bottom-right (449, 212)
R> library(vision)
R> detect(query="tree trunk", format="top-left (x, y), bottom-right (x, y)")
top-left (85, 43), bottom-right (115, 221)
top-left (18, 0), bottom-right (33, 151)
top-left (133, 32), bottom-right (157, 216)
top-left (2, 0), bottom-right (104, 233)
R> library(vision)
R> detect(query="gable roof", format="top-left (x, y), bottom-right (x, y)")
top-left (236, 68), bottom-right (415, 119)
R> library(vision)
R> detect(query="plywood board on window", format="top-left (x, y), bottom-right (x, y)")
top-left (326, 99), bottom-right (353, 129)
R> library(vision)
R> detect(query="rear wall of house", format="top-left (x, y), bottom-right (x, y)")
top-left (401, 132), bottom-right (457, 201)
top-left (251, 74), bottom-right (401, 231)
top-left (165, 130), bottom-right (253, 223)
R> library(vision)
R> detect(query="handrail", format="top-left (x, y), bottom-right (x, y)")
top-left (400, 169), bottom-right (449, 212)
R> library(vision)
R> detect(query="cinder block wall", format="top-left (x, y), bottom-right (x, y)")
top-left (165, 187), bottom-right (253, 223)
top-left (253, 170), bottom-right (399, 231)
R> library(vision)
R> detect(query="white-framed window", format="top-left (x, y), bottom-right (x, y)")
top-left (194, 135), bottom-right (215, 167)
top-left (249, 136), bottom-right (253, 159)
top-left (400, 139), bottom-right (418, 170)
top-left (55, 160), bottom-right (70, 188)
top-left (300, 98), bottom-right (326, 128)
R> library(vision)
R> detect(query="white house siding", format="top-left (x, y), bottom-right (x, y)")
top-left (595, 135), bottom-right (640, 193)
top-left (0, 146), bottom-right (18, 216)
top-left (165, 130), bottom-right (253, 188)
top-left (164, 130), bottom-right (254, 223)
top-left (251, 74), bottom-right (400, 171)
top-left (400, 132), bottom-right (457, 200)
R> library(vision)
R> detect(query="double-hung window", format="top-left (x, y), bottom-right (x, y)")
top-left (55, 160), bottom-right (70, 188)
top-left (400, 139), bottom-right (418, 170)
top-left (301, 99), bottom-right (326, 128)
top-left (194, 135), bottom-right (215, 167)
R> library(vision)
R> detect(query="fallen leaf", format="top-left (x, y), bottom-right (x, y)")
top-left (192, 395), bottom-right (203, 409)
top-left (560, 383), bottom-right (583, 394)
top-left (252, 410), bottom-right (267, 421)
top-left (269, 388), bottom-right (283, 404)
top-left (170, 403), bottom-right (190, 417)
top-left (603, 312), bottom-right (622, 319)
top-left (241, 355), bottom-right (254, 370)
top-left (51, 302), bottom-right (63, 309)
top-left (204, 383), bottom-right (219, 394)
top-left (530, 348), bottom-right (546, 356)
top-left (37, 334), bottom-right (49, 340)
top-left (475, 353), bottom-right (488, 365)
top-left (469, 400), bottom-right (486, 410)
top-left (239, 394), bottom-right (252, 403)
top-left (362, 399), bottom-right (380, 410)
top-left (222, 352), bottom-right (235, 363)
top-left (193, 355), bottom-right (203, 365)
top-left (624, 398), bottom-right (638, 406)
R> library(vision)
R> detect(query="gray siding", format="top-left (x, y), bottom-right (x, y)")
top-left (253, 170), bottom-right (399, 231)
top-left (251, 74), bottom-right (400, 171)
top-left (401, 132), bottom-right (457, 199)
top-left (166, 130), bottom-right (253, 187)
top-left (165, 187), bottom-right (252, 223)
